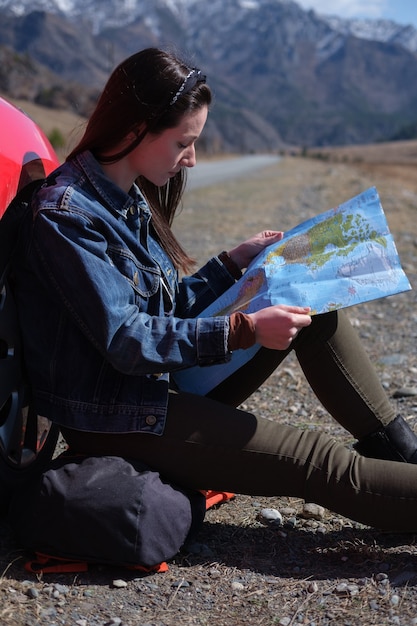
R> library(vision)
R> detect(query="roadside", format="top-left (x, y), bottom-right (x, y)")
top-left (186, 154), bottom-right (281, 190)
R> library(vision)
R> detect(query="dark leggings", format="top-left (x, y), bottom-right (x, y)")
top-left (63, 310), bottom-right (417, 532)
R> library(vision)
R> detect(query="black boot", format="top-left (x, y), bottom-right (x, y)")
top-left (354, 415), bottom-right (417, 463)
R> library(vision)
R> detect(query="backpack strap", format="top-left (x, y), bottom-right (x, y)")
top-left (24, 552), bottom-right (169, 575)
top-left (0, 178), bottom-right (45, 283)
top-left (203, 490), bottom-right (235, 509)
top-left (24, 552), bottom-right (89, 574)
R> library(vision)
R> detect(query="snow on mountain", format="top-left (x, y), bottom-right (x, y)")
top-left (1, 0), bottom-right (416, 55)
top-left (322, 15), bottom-right (417, 53)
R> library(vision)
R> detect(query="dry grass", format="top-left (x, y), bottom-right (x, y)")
top-left (178, 147), bottom-right (417, 268)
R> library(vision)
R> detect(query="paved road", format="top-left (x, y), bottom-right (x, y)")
top-left (186, 154), bottom-right (281, 190)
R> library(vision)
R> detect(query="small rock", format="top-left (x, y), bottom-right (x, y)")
top-left (280, 507), bottom-right (297, 516)
top-left (285, 517), bottom-right (297, 529)
top-left (26, 587), bottom-right (39, 599)
top-left (112, 579), bottom-right (128, 589)
top-left (390, 594), bottom-right (400, 606)
top-left (334, 583), bottom-right (349, 595)
top-left (231, 581), bottom-right (245, 592)
top-left (258, 508), bottom-right (283, 526)
top-left (209, 568), bottom-right (221, 578)
top-left (379, 354), bottom-right (408, 366)
top-left (307, 581), bottom-right (319, 593)
top-left (302, 503), bottom-right (325, 520)
top-left (171, 580), bottom-right (190, 589)
top-left (393, 387), bottom-right (417, 398)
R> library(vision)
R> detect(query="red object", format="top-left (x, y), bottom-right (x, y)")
top-left (203, 490), bottom-right (235, 509)
top-left (0, 96), bottom-right (59, 217)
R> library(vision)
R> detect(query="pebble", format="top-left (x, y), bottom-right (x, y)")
top-left (393, 386), bottom-right (417, 398)
top-left (379, 353), bottom-right (408, 366)
top-left (258, 507), bottom-right (283, 525)
top-left (285, 516), bottom-right (297, 528)
top-left (301, 503), bottom-right (325, 520)
top-left (112, 579), bottom-right (128, 589)
top-left (280, 506), bottom-right (297, 516)
top-left (209, 568), bottom-right (221, 578)
top-left (171, 579), bottom-right (190, 589)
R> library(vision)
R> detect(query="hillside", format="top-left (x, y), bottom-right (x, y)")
top-left (1, 0), bottom-right (417, 151)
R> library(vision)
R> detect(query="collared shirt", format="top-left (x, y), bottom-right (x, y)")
top-left (13, 150), bottom-right (237, 434)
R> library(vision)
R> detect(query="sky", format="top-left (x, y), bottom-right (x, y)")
top-left (296, 0), bottom-right (417, 28)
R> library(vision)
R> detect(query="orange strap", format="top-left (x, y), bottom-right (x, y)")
top-left (25, 553), bottom-right (88, 574)
top-left (202, 490), bottom-right (235, 509)
top-left (25, 552), bottom-right (168, 574)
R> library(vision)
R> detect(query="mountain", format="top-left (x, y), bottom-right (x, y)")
top-left (321, 15), bottom-right (417, 54)
top-left (1, 0), bottom-right (417, 151)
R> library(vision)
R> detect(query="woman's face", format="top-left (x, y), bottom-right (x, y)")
top-left (128, 105), bottom-right (208, 187)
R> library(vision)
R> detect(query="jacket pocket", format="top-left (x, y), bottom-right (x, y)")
top-left (107, 245), bottom-right (160, 298)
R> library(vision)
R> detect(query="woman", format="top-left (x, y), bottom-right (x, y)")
top-left (13, 47), bottom-right (417, 531)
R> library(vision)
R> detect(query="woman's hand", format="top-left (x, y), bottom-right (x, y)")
top-left (228, 230), bottom-right (284, 270)
top-left (248, 305), bottom-right (312, 350)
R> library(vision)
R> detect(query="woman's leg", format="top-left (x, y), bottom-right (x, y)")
top-left (209, 309), bottom-right (417, 461)
top-left (209, 310), bottom-right (394, 438)
top-left (62, 391), bottom-right (417, 532)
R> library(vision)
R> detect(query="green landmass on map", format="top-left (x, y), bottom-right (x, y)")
top-left (266, 211), bottom-right (387, 271)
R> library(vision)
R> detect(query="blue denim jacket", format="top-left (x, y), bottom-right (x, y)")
top-left (14, 151), bottom-right (236, 434)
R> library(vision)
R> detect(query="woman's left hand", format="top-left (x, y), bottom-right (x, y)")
top-left (228, 230), bottom-right (284, 270)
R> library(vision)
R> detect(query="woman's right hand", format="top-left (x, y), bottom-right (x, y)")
top-left (248, 305), bottom-right (312, 350)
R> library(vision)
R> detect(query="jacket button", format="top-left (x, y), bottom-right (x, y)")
top-left (129, 205), bottom-right (136, 215)
top-left (145, 415), bottom-right (157, 426)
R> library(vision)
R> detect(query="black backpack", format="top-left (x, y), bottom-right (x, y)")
top-left (0, 179), bottom-right (59, 512)
top-left (1, 183), bottom-right (233, 573)
top-left (9, 453), bottom-right (208, 573)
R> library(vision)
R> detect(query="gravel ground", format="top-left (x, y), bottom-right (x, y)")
top-left (1, 155), bottom-right (417, 626)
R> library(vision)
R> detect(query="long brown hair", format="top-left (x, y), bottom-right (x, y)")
top-left (67, 48), bottom-right (212, 273)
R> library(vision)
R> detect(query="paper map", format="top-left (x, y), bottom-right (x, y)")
top-left (173, 187), bottom-right (412, 395)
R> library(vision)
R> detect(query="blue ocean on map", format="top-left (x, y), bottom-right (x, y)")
top-left (173, 187), bottom-right (412, 395)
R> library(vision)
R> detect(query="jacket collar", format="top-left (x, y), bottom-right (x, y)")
top-left (75, 150), bottom-right (149, 220)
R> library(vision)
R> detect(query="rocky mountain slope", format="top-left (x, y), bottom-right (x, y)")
top-left (1, 0), bottom-right (417, 151)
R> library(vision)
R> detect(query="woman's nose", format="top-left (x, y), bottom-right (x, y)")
top-left (181, 145), bottom-right (196, 168)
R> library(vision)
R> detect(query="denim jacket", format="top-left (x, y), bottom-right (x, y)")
top-left (13, 151), bottom-right (237, 434)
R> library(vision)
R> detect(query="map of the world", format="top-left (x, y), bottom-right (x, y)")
top-left (174, 186), bottom-right (412, 394)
